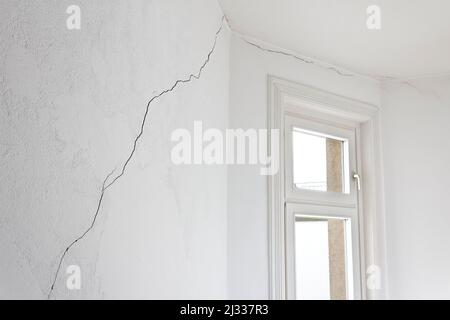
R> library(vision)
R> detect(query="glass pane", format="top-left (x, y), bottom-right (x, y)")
top-left (292, 127), bottom-right (350, 193)
top-left (294, 217), bottom-right (353, 300)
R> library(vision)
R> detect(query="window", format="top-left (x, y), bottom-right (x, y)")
top-left (285, 116), bottom-right (358, 208)
top-left (284, 115), bottom-right (361, 300)
top-left (268, 76), bottom-right (387, 300)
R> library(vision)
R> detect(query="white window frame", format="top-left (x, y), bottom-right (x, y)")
top-left (285, 203), bottom-right (361, 299)
top-left (285, 114), bottom-right (361, 299)
top-left (268, 75), bottom-right (388, 300)
top-left (285, 115), bottom-right (357, 207)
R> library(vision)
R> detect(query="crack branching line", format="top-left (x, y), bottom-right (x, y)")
top-left (47, 16), bottom-right (225, 299)
top-left (400, 80), bottom-right (441, 101)
top-left (326, 66), bottom-right (353, 77)
top-left (242, 38), bottom-right (354, 77)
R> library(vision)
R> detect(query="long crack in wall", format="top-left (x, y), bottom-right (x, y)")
top-left (47, 15), bottom-right (226, 299)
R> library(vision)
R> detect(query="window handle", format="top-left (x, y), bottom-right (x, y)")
top-left (353, 173), bottom-right (361, 191)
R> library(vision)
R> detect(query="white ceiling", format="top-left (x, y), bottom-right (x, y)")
top-left (218, 0), bottom-right (450, 79)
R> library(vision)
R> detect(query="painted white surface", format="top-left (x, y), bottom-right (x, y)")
top-left (381, 77), bottom-right (450, 299)
top-left (219, 0), bottom-right (450, 78)
top-left (2, 0), bottom-right (449, 301)
top-left (0, 0), bottom-right (230, 299)
top-left (227, 33), bottom-right (381, 299)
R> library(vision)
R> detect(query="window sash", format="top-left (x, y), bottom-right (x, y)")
top-left (284, 115), bottom-right (358, 208)
top-left (285, 203), bottom-right (363, 300)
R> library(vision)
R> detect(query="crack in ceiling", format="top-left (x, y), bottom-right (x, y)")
top-left (241, 38), bottom-right (354, 78)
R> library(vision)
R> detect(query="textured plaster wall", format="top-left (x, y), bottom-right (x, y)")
top-left (381, 77), bottom-right (450, 299)
top-left (0, 0), bottom-right (230, 299)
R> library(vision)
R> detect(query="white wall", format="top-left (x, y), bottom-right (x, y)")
top-left (3, 1), bottom-right (449, 301)
top-left (227, 33), bottom-right (381, 299)
top-left (0, 0), bottom-right (230, 299)
top-left (227, 33), bottom-right (450, 300)
top-left (381, 77), bottom-right (450, 299)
